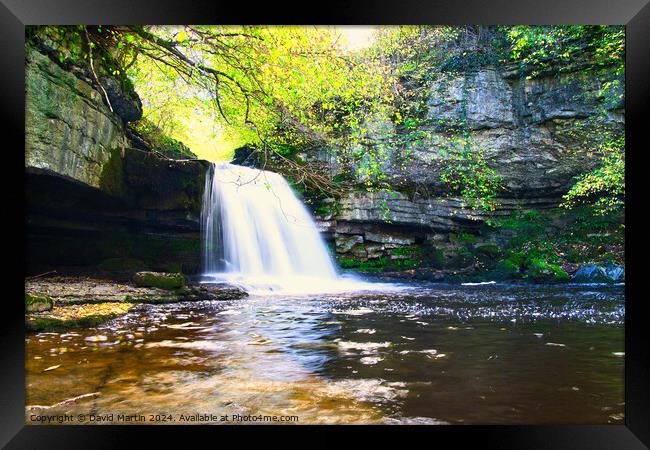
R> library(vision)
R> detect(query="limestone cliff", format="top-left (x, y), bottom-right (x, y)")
top-left (314, 29), bottom-right (624, 273)
top-left (25, 34), bottom-right (208, 275)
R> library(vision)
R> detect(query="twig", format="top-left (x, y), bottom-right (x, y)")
top-left (84, 27), bottom-right (113, 113)
top-left (26, 392), bottom-right (101, 411)
top-left (26, 270), bottom-right (57, 281)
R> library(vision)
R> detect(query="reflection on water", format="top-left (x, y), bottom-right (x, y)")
top-left (26, 283), bottom-right (624, 425)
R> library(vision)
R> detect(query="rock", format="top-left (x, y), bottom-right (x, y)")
top-left (178, 284), bottom-right (248, 301)
top-left (335, 234), bottom-right (364, 253)
top-left (351, 244), bottom-right (369, 260)
top-left (231, 146), bottom-right (261, 167)
top-left (25, 45), bottom-right (127, 189)
top-left (604, 263), bottom-right (625, 282)
top-left (99, 77), bottom-right (143, 123)
top-left (337, 190), bottom-right (558, 233)
top-left (26, 302), bottom-right (133, 331)
top-left (572, 264), bottom-right (609, 283)
top-left (25, 293), bottom-right (53, 313)
top-left (426, 69), bottom-right (515, 130)
top-left (365, 243), bottom-right (385, 259)
top-left (364, 231), bottom-right (415, 246)
top-left (133, 272), bottom-right (185, 290)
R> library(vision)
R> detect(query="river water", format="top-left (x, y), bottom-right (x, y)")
top-left (26, 282), bottom-right (624, 425)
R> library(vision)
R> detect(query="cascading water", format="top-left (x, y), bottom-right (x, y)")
top-left (201, 163), bottom-right (358, 293)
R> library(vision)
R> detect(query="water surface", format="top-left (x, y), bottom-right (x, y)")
top-left (26, 283), bottom-right (624, 425)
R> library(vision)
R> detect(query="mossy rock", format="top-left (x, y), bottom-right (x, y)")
top-left (493, 259), bottom-right (522, 279)
top-left (133, 271), bottom-right (185, 290)
top-left (25, 293), bottom-right (53, 312)
top-left (26, 302), bottom-right (133, 331)
top-left (527, 259), bottom-right (569, 283)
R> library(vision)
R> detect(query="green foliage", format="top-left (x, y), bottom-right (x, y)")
top-left (527, 258), bottom-right (569, 282)
top-left (133, 119), bottom-right (197, 159)
top-left (489, 206), bottom-right (624, 280)
top-left (338, 246), bottom-right (422, 273)
top-left (503, 25), bottom-right (624, 79)
top-left (440, 142), bottom-right (504, 212)
top-left (29, 25), bottom-right (626, 225)
top-left (562, 135), bottom-right (624, 215)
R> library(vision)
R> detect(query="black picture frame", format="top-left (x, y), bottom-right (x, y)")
top-left (2, 1), bottom-right (648, 447)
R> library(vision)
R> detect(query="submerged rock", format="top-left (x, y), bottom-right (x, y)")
top-left (133, 272), bottom-right (186, 290)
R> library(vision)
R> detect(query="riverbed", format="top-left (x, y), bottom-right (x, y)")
top-left (26, 282), bottom-right (624, 425)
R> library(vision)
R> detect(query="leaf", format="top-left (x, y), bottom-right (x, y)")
top-left (43, 365), bottom-right (61, 372)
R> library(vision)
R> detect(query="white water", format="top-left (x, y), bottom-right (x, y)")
top-left (201, 163), bottom-right (392, 294)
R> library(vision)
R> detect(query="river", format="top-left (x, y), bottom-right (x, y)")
top-left (26, 282), bottom-right (624, 425)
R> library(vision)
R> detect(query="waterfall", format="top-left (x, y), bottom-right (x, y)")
top-left (201, 163), bottom-right (342, 292)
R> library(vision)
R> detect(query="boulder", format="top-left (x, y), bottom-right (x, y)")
top-left (572, 264), bottom-right (609, 283)
top-left (604, 263), bottom-right (625, 282)
top-left (133, 271), bottom-right (185, 290)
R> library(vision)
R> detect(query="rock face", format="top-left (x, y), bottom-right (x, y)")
top-left (25, 40), bottom-right (209, 276)
top-left (337, 190), bottom-right (558, 232)
top-left (25, 45), bottom-right (128, 188)
top-left (321, 36), bottom-right (623, 267)
top-left (396, 68), bottom-right (623, 197)
top-left (100, 76), bottom-right (143, 123)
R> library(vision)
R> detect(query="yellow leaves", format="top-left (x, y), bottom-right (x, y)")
top-left (177, 30), bottom-right (187, 43)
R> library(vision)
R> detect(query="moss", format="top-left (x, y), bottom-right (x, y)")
top-left (527, 258), bottom-right (569, 282)
top-left (99, 147), bottom-right (128, 198)
top-left (338, 254), bottom-right (420, 273)
top-left (389, 246), bottom-right (421, 257)
top-left (25, 293), bottom-right (54, 312)
top-left (133, 271), bottom-right (185, 289)
top-left (26, 302), bottom-right (133, 331)
top-left (132, 119), bottom-right (197, 160)
top-left (338, 256), bottom-right (389, 272)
